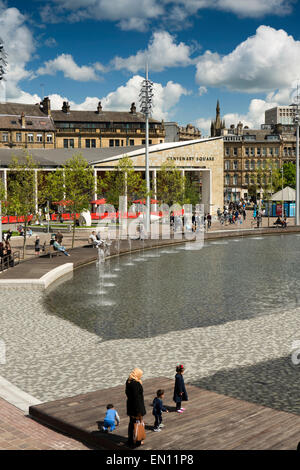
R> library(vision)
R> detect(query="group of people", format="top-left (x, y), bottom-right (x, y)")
top-left (0, 239), bottom-right (13, 268)
top-left (101, 365), bottom-right (188, 448)
top-left (217, 203), bottom-right (247, 226)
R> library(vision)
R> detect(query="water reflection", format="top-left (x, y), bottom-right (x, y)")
top-left (43, 235), bottom-right (300, 342)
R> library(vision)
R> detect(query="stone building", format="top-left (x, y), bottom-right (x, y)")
top-left (0, 98), bottom-right (165, 150)
top-left (0, 137), bottom-right (224, 216)
top-left (164, 122), bottom-right (201, 142)
top-left (210, 101), bottom-right (298, 201)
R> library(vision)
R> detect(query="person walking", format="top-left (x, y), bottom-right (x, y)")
top-left (173, 364), bottom-right (188, 413)
top-left (125, 368), bottom-right (146, 448)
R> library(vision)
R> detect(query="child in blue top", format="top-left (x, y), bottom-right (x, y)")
top-left (152, 389), bottom-right (168, 432)
top-left (102, 404), bottom-right (120, 432)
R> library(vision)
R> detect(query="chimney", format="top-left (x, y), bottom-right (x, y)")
top-left (20, 112), bottom-right (25, 128)
top-left (62, 101), bottom-right (70, 113)
top-left (40, 97), bottom-right (51, 116)
top-left (96, 101), bottom-right (102, 114)
top-left (130, 102), bottom-right (136, 114)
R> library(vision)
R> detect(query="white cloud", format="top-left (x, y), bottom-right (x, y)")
top-left (112, 31), bottom-right (194, 73)
top-left (41, 0), bottom-right (294, 30)
top-left (37, 53), bottom-right (100, 81)
top-left (198, 86), bottom-right (207, 96)
top-left (99, 75), bottom-right (189, 120)
top-left (0, 4), bottom-right (36, 101)
top-left (196, 25), bottom-right (300, 93)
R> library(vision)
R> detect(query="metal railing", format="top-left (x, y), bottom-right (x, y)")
top-left (0, 250), bottom-right (20, 272)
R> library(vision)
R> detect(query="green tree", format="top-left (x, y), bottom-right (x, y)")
top-left (156, 162), bottom-right (185, 206)
top-left (7, 154), bottom-right (38, 257)
top-left (282, 162), bottom-right (296, 189)
top-left (43, 154), bottom-right (94, 248)
top-left (98, 156), bottom-right (146, 208)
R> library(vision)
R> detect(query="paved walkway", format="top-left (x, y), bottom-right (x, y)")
top-left (0, 398), bottom-right (89, 450)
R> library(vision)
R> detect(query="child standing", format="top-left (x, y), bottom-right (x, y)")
top-left (102, 404), bottom-right (120, 432)
top-left (152, 389), bottom-right (168, 432)
top-left (173, 364), bottom-right (188, 413)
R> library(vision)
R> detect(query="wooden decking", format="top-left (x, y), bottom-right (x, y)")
top-left (29, 377), bottom-right (300, 450)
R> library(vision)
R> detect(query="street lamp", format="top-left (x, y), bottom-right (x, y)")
top-left (292, 85), bottom-right (300, 225)
top-left (139, 64), bottom-right (153, 234)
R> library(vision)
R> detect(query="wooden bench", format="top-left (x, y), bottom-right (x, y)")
top-left (42, 242), bottom-right (63, 258)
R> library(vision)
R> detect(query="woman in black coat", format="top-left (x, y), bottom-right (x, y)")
top-left (173, 364), bottom-right (188, 412)
top-left (125, 368), bottom-right (146, 447)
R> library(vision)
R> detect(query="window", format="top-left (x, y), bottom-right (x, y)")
top-left (257, 160), bottom-right (261, 169)
top-left (86, 139), bottom-right (91, 148)
top-left (109, 139), bottom-right (114, 147)
top-left (275, 147), bottom-right (279, 156)
top-left (130, 139), bottom-right (134, 146)
top-left (263, 148), bottom-right (267, 156)
top-left (225, 147), bottom-right (230, 156)
top-left (233, 147), bottom-right (238, 156)
top-left (250, 160), bottom-right (255, 170)
top-left (257, 148), bottom-right (261, 156)
top-left (37, 134), bottom-right (43, 143)
top-left (91, 139), bottom-right (96, 148)
top-left (269, 148), bottom-right (274, 156)
top-left (115, 140), bottom-right (120, 147)
top-left (250, 147), bottom-right (255, 156)
top-left (233, 174), bottom-right (238, 185)
top-left (233, 160), bottom-right (238, 170)
top-left (225, 174), bottom-right (230, 185)
top-left (245, 147), bottom-right (249, 156)
top-left (225, 160), bottom-right (230, 170)
top-left (28, 134), bottom-right (33, 143)
top-left (69, 139), bottom-right (74, 148)
top-left (245, 160), bottom-right (249, 170)
top-left (245, 174), bottom-right (249, 185)
top-left (2, 132), bottom-right (8, 142)
top-left (64, 139), bottom-right (68, 148)
top-left (16, 133), bottom-right (22, 142)
top-left (47, 134), bottom-right (53, 143)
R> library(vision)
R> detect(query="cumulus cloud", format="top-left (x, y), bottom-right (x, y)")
top-left (37, 53), bottom-right (100, 81)
top-left (41, 0), bottom-right (163, 31)
top-left (0, 4), bottom-right (36, 101)
top-left (112, 31), bottom-right (194, 73)
top-left (101, 75), bottom-right (189, 120)
top-left (41, 0), bottom-right (295, 30)
top-left (196, 25), bottom-right (300, 93)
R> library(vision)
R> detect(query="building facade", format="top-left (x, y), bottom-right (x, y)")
top-left (164, 122), bottom-right (201, 142)
top-left (0, 137), bottom-right (224, 216)
top-left (0, 98), bottom-right (165, 150)
top-left (210, 102), bottom-right (298, 202)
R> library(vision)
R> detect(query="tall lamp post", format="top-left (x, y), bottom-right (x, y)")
top-left (294, 88), bottom-right (300, 225)
top-left (0, 37), bottom-right (7, 242)
top-left (139, 64), bottom-right (153, 234)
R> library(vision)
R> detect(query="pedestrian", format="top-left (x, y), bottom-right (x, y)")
top-left (173, 364), bottom-right (188, 413)
top-left (102, 404), bottom-right (120, 433)
top-left (125, 368), bottom-right (146, 448)
top-left (152, 389), bottom-right (168, 432)
top-left (207, 213), bottom-right (212, 229)
top-left (35, 236), bottom-right (40, 257)
top-left (56, 231), bottom-right (63, 244)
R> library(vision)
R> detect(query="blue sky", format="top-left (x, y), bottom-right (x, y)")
top-left (1, 0), bottom-right (300, 134)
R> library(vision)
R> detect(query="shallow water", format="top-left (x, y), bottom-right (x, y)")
top-left (43, 234), bottom-right (300, 342)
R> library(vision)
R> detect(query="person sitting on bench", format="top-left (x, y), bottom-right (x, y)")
top-left (89, 231), bottom-right (105, 248)
top-left (274, 216), bottom-right (287, 227)
top-left (53, 238), bottom-right (70, 256)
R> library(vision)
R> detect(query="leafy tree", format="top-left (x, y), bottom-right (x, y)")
top-left (43, 154), bottom-right (94, 248)
top-left (282, 162), bottom-right (296, 189)
top-left (98, 156), bottom-right (146, 208)
top-left (7, 154), bottom-right (38, 257)
top-left (156, 162), bottom-right (185, 206)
